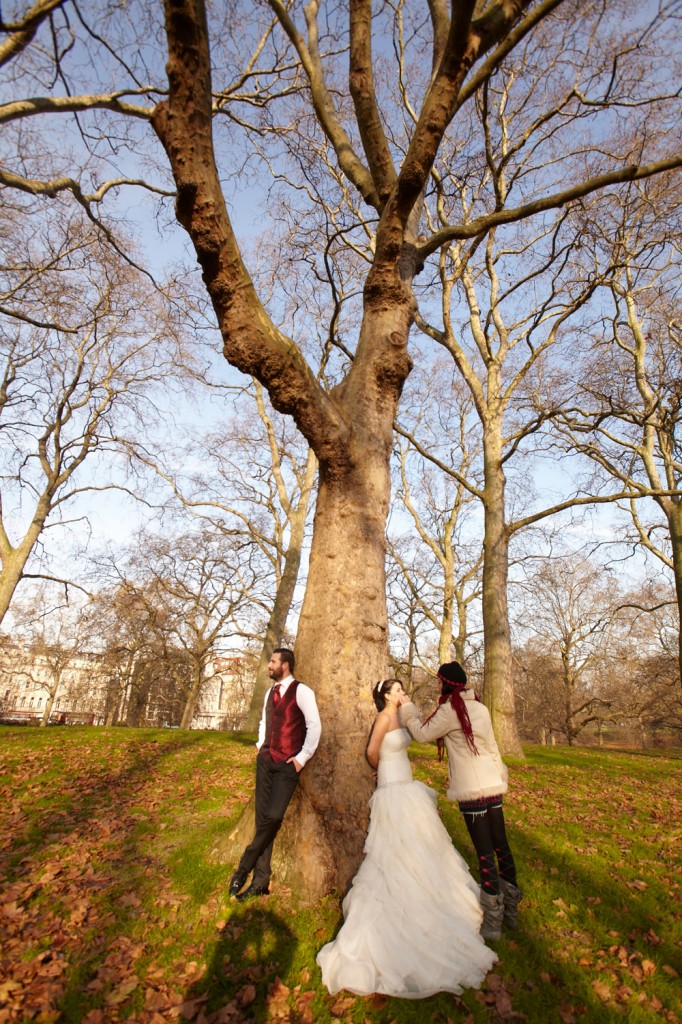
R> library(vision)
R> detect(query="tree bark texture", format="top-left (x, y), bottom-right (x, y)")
top-left (40, 684), bottom-right (57, 727)
top-left (668, 508), bottom-right (682, 688)
top-left (213, 342), bottom-right (405, 896)
top-left (453, 584), bottom-right (471, 664)
top-left (180, 666), bottom-right (203, 730)
top-left (481, 428), bottom-right (523, 756)
top-left (0, 515), bottom-right (47, 625)
top-left (438, 538), bottom-right (456, 664)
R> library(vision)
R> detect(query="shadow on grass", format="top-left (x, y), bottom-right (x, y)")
top-left (522, 742), bottom-right (682, 767)
top-left (0, 727), bottom-right (248, 1022)
top-left (492, 811), bottom-right (679, 1022)
top-left (223, 731), bottom-right (258, 748)
top-left (593, 744), bottom-right (682, 761)
top-left (1, 727), bottom-right (210, 873)
top-left (183, 905), bottom-right (297, 1024)
top-left (415, 747), bottom-right (680, 1023)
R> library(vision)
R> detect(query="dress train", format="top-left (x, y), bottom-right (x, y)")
top-left (317, 728), bottom-right (497, 998)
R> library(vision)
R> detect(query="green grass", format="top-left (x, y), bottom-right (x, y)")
top-left (0, 726), bottom-right (680, 1024)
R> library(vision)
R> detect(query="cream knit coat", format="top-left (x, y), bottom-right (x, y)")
top-left (400, 689), bottom-right (508, 803)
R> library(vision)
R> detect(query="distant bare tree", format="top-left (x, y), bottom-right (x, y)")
top-left (5, 586), bottom-right (98, 726)
top-left (94, 582), bottom-right (190, 727)
top-left (144, 380), bottom-right (317, 731)
top-left (518, 554), bottom-right (620, 744)
top-left (0, 201), bottom-right (195, 624)
top-left (390, 366), bottom-right (484, 669)
top-left (597, 585), bottom-right (682, 746)
top-left (106, 528), bottom-right (262, 729)
top-left (555, 179), bottom-right (682, 680)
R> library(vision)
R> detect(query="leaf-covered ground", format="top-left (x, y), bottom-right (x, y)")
top-left (0, 727), bottom-right (680, 1024)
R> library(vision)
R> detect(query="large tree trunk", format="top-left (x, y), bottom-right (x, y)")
top-left (212, 317), bottom-right (406, 898)
top-left (438, 542), bottom-right (456, 664)
top-left (481, 426), bottom-right (523, 756)
top-left (638, 715), bottom-right (647, 749)
top-left (563, 661), bottom-right (575, 746)
top-left (40, 680), bottom-right (59, 727)
top-left (667, 506), bottom-right (682, 688)
top-left (180, 666), bottom-right (203, 730)
top-left (125, 672), bottom-right (149, 727)
top-left (0, 529), bottom-right (41, 625)
top-left (213, 436), bottom-right (395, 896)
top-left (294, 451), bottom-right (393, 894)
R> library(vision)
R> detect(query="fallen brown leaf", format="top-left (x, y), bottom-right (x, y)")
top-left (144, 988), bottom-right (170, 1012)
top-left (614, 983), bottom-right (634, 1003)
top-left (592, 980), bottom-right (611, 1003)
top-left (104, 977), bottom-right (138, 1004)
top-left (330, 994), bottom-right (355, 1016)
top-left (237, 984), bottom-right (256, 1007)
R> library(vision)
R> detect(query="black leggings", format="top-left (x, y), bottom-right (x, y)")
top-left (461, 801), bottom-right (517, 895)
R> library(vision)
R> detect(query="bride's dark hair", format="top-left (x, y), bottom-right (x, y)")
top-left (373, 678), bottom-right (399, 711)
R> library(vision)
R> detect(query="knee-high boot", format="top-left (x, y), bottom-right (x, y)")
top-left (479, 890), bottom-right (505, 942)
top-left (499, 878), bottom-right (523, 930)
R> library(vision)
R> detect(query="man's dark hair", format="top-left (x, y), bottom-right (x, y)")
top-left (273, 647), bottom-right (295, 674)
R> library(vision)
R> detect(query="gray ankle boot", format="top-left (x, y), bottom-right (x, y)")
top-left (479, 889), bottom-right (504, 941)
top-left (499, 879), bottom-right (523, 930)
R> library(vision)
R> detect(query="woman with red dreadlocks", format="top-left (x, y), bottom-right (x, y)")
top-left (399, 662), bottom-right (522, 942)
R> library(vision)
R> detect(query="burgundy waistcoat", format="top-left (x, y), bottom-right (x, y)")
top-left (260, 681), bottom-right (306, 763)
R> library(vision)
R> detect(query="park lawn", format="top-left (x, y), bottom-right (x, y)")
top-left (0, 728), bottom-right (680, 1024)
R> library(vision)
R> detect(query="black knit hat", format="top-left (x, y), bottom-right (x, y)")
top-left (430, 660), bottom-right (478, 756)
top-left (437, 661), bottom-right (467, 686)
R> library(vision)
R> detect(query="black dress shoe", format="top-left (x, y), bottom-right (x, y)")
top-left (229, 868), bottom-right (249, 897)
top-left (235, 882), bottom-right (270, 903)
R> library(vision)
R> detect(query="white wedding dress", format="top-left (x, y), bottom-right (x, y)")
top-left (317, 728), bottom-right (497, 999)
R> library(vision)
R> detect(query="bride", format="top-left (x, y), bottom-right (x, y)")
top-left (317, 679), bottom-right (497, 999)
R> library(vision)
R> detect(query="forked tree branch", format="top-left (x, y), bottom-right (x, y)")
top-left (419, 155), bottom-right (682, 259)
top-left (152, 0), bottom-right (346, 462)
top-left (0, 91), bottom-right (158, 124)
top-left (0, 0), bottom-right (66, 67)
top-left (349, 0), bottom-right (397, 206)
top-left (267, 0), bottom-right (379, 208)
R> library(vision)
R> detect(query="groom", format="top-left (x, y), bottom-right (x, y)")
top-left (229, 647), bottom-right (321, 901)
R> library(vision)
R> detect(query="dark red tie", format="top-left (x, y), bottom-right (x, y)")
top-left (272, 683), bottom-right (282, 706)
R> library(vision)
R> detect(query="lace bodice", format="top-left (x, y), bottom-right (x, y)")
top-left (377, 727), bottom-right (413, 787)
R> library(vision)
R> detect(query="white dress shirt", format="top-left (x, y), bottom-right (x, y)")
top-left (256, 674), bottom-right (322, 767)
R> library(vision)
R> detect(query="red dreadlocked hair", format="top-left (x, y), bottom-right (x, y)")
top-left (424, 666), bottom-right (482, 759)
